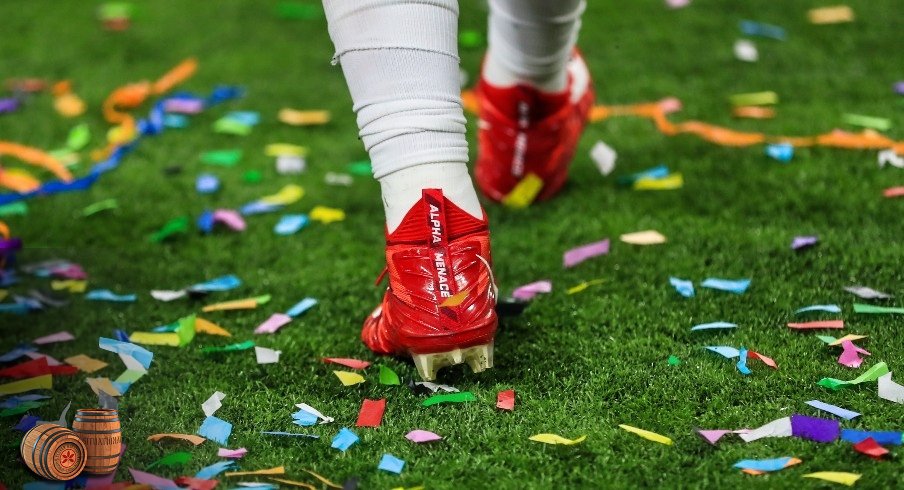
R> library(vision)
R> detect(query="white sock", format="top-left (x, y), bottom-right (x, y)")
top-left (322, 0), bottom-right (483, 232)
top-left (484, 0), bottom-right (586, 92)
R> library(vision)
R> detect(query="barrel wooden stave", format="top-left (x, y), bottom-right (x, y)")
top-left (20, 423), bottom-right (87, 480)
top-left (72, 408), bottom-right (122, 475)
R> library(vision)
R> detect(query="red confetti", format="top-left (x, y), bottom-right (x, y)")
top-left (496, 389), bottom-right (516, 411)
top-left (322, 357), bottom-right (371, 370)
top-left (787, 320), bottom-right (844, 330)
top-left (747, 351), bottom-right (778, 369)
top-left (0, 357), bottom-right (78, 378)
top-left (174, 477), bottom-right (219, 490)
top-left (853, 437), bottom-right (889, 459)
top-left (883, 186), bottom-right (904, 198)
top-left (355, 398), bottom-right (386, 428)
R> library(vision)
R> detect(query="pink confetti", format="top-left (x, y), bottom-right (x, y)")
top-left (563, 239), bottom-right (610, 268)
top-left (496, 389), bottom-right (515, 411)
top-left (164, 98), bottom-right (204, 114)
top-left (212, 209), bottom-right (246, 232)
top-left (658, 97), bottom-right (683, 114)
top-left (24, 352), bottom-right (64, 366)
top-left (51, 263), bottom-right (87, 280)
top-left (697, 429), bottom-right (731, 445)
top-left (512, 280), bottom-right (552, 301)
top-left (217, 447), bottom-right (247, 459)
top-left (322, 357), bottom-right (371, 370)
top-left (884, 186), bottom-right (904, 198)
top-left (838, 340), bottom-right (870, 368)
top-left (254, 313), bottom-right (292, 334)
top-left (748, 350), bottom-right (778, 369)
top-left (405, 430), bottom-right (442, 443)
top-left (130, 468), bottom-right (178, 488)
top-left (33, 331), bottom-right (75, 345)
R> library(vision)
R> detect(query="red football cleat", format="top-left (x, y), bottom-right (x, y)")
top-left (362, 189), bottom-right (498, 380)
top-left (475, 52), bottom-right (595, 203)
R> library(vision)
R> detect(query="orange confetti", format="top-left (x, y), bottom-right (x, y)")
top-left (0, 141), bottom-right (72, 182)
top-left (732, 106), bottom-right (776, 119)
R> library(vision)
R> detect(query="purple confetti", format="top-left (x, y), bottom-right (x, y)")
top-left (0, 97), bottom-right (20, 114)
top-left (791, 236), bottom-right (818, 250)
top-left (790, 414), bottom-right (840, 443)
top-left (895, 81), bottom-right (904, 96)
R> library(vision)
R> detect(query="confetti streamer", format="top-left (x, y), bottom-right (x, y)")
top-left (618, 424), bottom-right (673, 445)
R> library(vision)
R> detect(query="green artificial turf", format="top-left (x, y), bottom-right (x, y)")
top-left (1, 0), bottom-right (903, 488)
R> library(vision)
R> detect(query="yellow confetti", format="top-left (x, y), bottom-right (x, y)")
top-left (278, 109), bottom-right (331, 126)
top-left (808, 6), bottom-right (854, 24)
top-left (302, 469), bottom-right (342, 489)
top-left (195, 317), bottom-right (232, 336)
top-left (729, 91), bottom-right (778, 107)
top-left (502, 173), bottom-right (543, 209)
top-left (619, 424), bottom-right (673, 445)
top-left (259, 184), bottom-right (304, 206)
top-left (264, 143), bottom-right (309, 157)
top-left (633, 173), bottom-right (683, 190)
top-left (620, 230), bottom-right (667, 245)
top-left (225, 466), bottom-right (285, 477)
top-left (64, 354), bottom-right (108, 373)
top-left (566, 279), bottom-right (606, 295)
top-left (54, 93), bottom-right (86, 118)
top-left (440, 290), bottom-right (469, 307)
top-left (310, 206), bottom-right (346, 224)
top-left (202, 298), bottom-right (260, 312)
top-left (0, 289), bottom-right (6, 301)
top-left (269, 478), bottom-right (314, 490)
top-left (828, 334), bottom-right (867, 346)
top-left (528, 433), bottom-right (587, 445)
top-left (803, 472), bottom-right (861, 486)
top-left (147, 433), bottom-right (207, 446)
top-left (333, 370), bottom-right (365, 386)
top-left (129, 331), bottom-right (180, 346)
top-left (85, 377), bottom-right (121, 396)
top-left (51, 280), bottom-right (87, 292)
top-left (0, 374), bottom-right (52, 395)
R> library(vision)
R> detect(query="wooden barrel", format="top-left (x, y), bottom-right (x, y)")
top-left (20, 423), bottom-right (87, 480)
top-left (71, 408), bottom-right (122, 475)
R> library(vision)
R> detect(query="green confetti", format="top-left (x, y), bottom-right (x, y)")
top-left (213, 117), bottom-right (252, 136)
top-left (818, 362), bottom-right (889, 390)
top-left (347, 160), bottom-right (372, 176)
top-left (82, 198), bottom-right (118, 217)
top-left (842, 113), bottom-right (891, 131)
top-left (459, 30), bottom-right (485, 49)
top-left (149, 216), bottom-right (190, 243)
top-left (816, 335), bottom-right (837, 344)
top-left (379, 365), bottom-right (400, 385)
top-left (0, 401), bottom-right (46, 417)
top-left (422, 391), bottom-right (476, 407)
top-left (98, 2), bottom-right (133, 21)
top-left (254, 294), bottom-right (272, 305)
top-left (275, 1), bottom-right (322, 20)
top-left (201, 149), bottom-right (243, 166)
top-left (176, 314), bottom-right (196, 347)
top-left (667, 355), bottom-right (681, 366)
top-left (146, 451), bottom-right (192, 469)
top-left (243, 170), bottom-right (263, 184)
top-left (729, 91), bottom-right (778, 107)
top-left (66, 123), bottom-right (91, 151)
top-left (853, 303), bottom-right (904, 314)
top-left (0, 202), bottom-right (28, 217)
top-left (201, 340), bottom-right (256, 354)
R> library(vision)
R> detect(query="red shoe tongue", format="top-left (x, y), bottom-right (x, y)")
top-left (387, 189), bottom-right (487, 245)
top-left (479, 80), bottom-right (569, 123)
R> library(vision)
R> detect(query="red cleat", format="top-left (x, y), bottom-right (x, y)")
top-left (475, 52), bottom-right (595, 203)
top-left (362, 189), bottom-right (498, 380)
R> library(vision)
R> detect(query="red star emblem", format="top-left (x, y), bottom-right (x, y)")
top-left (60, 449), bottom-right (76, 467)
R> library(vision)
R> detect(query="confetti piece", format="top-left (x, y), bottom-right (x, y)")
top-left (819, 362), bottom-right (889, 390)
top-left (669, 277), bottom-right (694, 298)
top-left (255, 346), bottom-right (281, 364)
top-left (309, 206), bottom-right (345, 223)
top-left (878, 373), bottom-right (904, 404)
top-left (214, 117), bottom-right (253, 136)
top-left (406, 430), bottom-right (442, 443)
top-left (195, 317), bottom-right (231, 337)
top-left (333, 370), bottom-right (365, 386)
top-left (413, 381), bottom-right (459, 393)
top-left (147, 451), bottom-right (192, 469)
top-left (82, 199), bottom-right (118, 217)
top-left (766, 143), bottom-right (794, 162)
top-left (86, 377), bottom-right (121, 396)
top-left (0, 357), bottom-right (76, 378)
top-left (202, 295), bottom-right (270, 312)
top-left (496, 390), bottom-right (515, 411)
top-left (747, 350), bottom-right (777, 369)
top-left (803, 472), bottom-right (861, 486)
top-left (852, 437), bottom-right (888, 459)
top-left (691, 321), bottom-right (737, 331)
top-left (149, 216), bottom-right (190, 242)
top-left (838, 340), bottom-right (869, 368)
top-left (198, 415), bottom-right (232, 446)
top-left (843, 286), bottom-right (892, 299)
top-left (736, 348), bottom-right (751, 375)
top-left (225, 467), bottom-right (285, 477)
top-left (502, 173), bottom-right (543, 208)
top-left (733, 39), bottom-right (758, 62)
top-left (706, 346), bottom-right (740, 359)
top-left (278, 109), bottom-right (330, 126)
top-left (267, 478), bottom-right (314, 490)
top-left (378, 454), bottom-right (405, 474)
top-left (791, 235), bottom-right (818, 250)
top-left (324, 358), bottom-right (371, 370)
top-left (734, 457), bottom-right (801, 473)
top-left (729, 91), bottom-right (778, 107)
top-left (422, 391), bottom-right (476, 407)
top-left (63, 354), bottom-right (107, 373)
top-left (853, 303), bottom-right (904, 314)
top-left (295, 403), bottom-right (334, 424)
top-left (275, 214), bottom-right (309, 235)
top-left (276, 155), bottom-right (306, 175)
top-left (701, 278), bottom-right (750, 294)
top-left (739, 20), bottom-right (786, 40)
top-left (258, 185), bottom-right (304, 207)
top-left (379, 365), bottom-right (400, 385)
top-left (791, 414), bottom-right (840, 443)
top-left (633, 172), bottom-right (684, 190)
top-left (882, 186), bottom-right (904, 198)
top-left (331, 428), bottom-right (360, 451)
top-left (86, 289), bottom-right (137, 302)
top-left (841, 429), bottom-right (902, 445)
top-left (512, 280), bottom-right (551, 300)
top-left (843, 113), bottom-right (890, 131)
top-left (620, 230), bottom-right (666, 245)
top-left (324, 172), bottom-right (353, 186)
top-left (796, 304), bottom-right (842, 314)
top-left (805, 400), bottom-right (860, 420)
top-left (566, 278), bottom-right (606, 295)
top-left (529, 433), bottom-right (587, 445)
top-left (563, 239), bottom-right (610, 267)
top-left (739, 417), bottom-right (792, 442)
top-left (201, 149), bottom-right (243, 166)
top-left (254, 313), bottom-right (292, 334)
top-left (286, 297), bottom-right (317, 317)
top-left (808, 5), bottom-right (854, 24)
top-left (589, 141), bottom-right (617, 175)
top-left (33, 331), bottom-right (74, 345)
top-left (265, 143), bottom-right (308, 157)
top-left (0, 374), bottom-right (52, 395)
top-left (356, 399), bottom-right (386, 428)
top-left (130, 469), bottom-right (178, 489)
top-left (697, 429), bottom-right (731, 445)
top-left (829, 335), bottom-right (868, 347)
top-left (878, 149), bottom-right (904, 169)
top-left (202, 391), bottom-right (226, 417)
top-left (788, 320), bottom-right (844, 330)
top-left (196, 174), bottom-right (220, 194)
top-left (201, 341), bottom-right (255, 354)
top-left (619, 424), bottom-right (673, 445)
top-left (261, 431), bottom-right (319, 438)
top-left (218, 447), bottom-right (248, 459)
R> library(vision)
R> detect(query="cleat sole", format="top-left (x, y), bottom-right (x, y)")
top-left (411, 342), bottom-right (494, 381)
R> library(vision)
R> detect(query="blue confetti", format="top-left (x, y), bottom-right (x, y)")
top-left (198, 416), bottom-right (233, 446)
top-left (86, 289), bottom-right (137, 302)
top-left (840, 429), bottom-right (902, 446)
top-left (733, 457), bottom-right (795, 472)
top-left (668, 277), bottom-right (695, 298)
top-left (190, 275), bottom-right (242, 293)
top-left (0, 345), bottom-right (37, 362)
top-left (240, 201), bottom-right (283, 216)
top-left (14, 414), bottom-right (40, 432)
top-left (225, 111), bottom-right (260, 126)
top-left (795, 304), bottom-right (842, 315)
top-left (286, 297), bottom-right (317, 318)
top-left (616, 164), bottom-right (670, 186)
top-left (736, 348), bottom-right (751, 375)
top-left (99, 338), bottom-right (153, 369)
top-left (740, 20), bottom-right (786, 40)
top-left (113, 329), bottom-right (130, 342)
top-left (195, 460), bottom-right (237, 479)
top-left (805, 400), bottom-right (860, 421)
top-left (765, 143), bottom-right (794, 162)
top-left (197, 210), bottom-right (215, 233)
top-left (260, 431), bottom-right (319, 438)
top-left (292, 409), bottom-right (319, 427)
top-left (274, 214), bottom-right (309, 235)
top-left (701, 278), bottom-right (751, 294)
top-left (163, 114), bottom-right (189, 129)
top-left (705, 346), bottom-right (740, 359)
top-left (691, 321), bottom-right (737, 331)
top-left (196, 173), bottom-right (220, 194)
top-left (331, 428), bottom-right (360, 451)
top-left (377, 453), bottom-right (405, 474)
